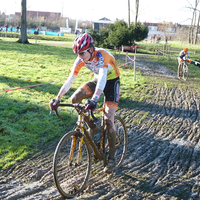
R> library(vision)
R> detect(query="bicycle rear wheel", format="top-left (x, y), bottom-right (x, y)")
top-left (105, 116), bottom-right (128, 167)
top-left (53, 131), bottom-right (91, 198)
top-left (114, 116), bottom-right (128, 167)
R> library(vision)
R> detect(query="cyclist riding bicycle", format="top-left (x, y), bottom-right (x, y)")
top-left (49, 33), bottom-right (120, 173)
top-left (177, 47), bottom-right (191, 78)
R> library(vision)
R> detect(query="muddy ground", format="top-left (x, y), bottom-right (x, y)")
top-left (1, 56), bottom-right (200, 200)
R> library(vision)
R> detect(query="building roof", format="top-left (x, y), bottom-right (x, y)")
top-left (93, 17), bottom-right (115, 24)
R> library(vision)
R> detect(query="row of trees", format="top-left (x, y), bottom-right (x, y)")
top-left (16, 0), bottom-right (200, 45)
top-left (0, 12), bottom-right (70, 31)
top-left (18, 0), bottom-right (148, 45)
top-left (188, 0), bottom-right (200, 44)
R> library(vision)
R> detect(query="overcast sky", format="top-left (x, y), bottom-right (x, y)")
top-left (0, 0), bottom-right (195, 25)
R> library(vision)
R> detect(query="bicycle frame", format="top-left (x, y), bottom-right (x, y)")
top-left (183, 61), bottom-right (188, 71)
top-left (181, 59), bottom-right (187, 68)
top-left (71, 107), bottom-right (107, 165)
top-left (181, 60), bottom-right (188, 77)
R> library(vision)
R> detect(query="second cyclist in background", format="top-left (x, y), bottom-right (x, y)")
top-left (177, 47), bottom-right (191, 78)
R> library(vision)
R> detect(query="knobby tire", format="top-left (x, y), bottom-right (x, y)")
top-left (183, 64), bottom-right (188, 80)
top-left (114, 116), bottom-right (128, 167)
top-left (104, 116), bottom-right (128, 167)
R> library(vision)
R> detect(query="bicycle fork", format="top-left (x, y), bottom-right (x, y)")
top-left (69, 134), bottom-right (83, 167)
top-left (68, 114), bottom-right (103, 166)
top-left (68, 114), bottom-right (85, 167)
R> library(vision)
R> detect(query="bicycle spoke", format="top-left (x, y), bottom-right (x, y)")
top-left (183, 64), bottom-right (188, 80)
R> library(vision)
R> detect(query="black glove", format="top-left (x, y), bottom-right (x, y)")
top-left (49, 99), bottom-right (60, 110)
top-left (85, 99), bottom-right (97, 112)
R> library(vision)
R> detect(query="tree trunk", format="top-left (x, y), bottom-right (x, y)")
top-left (133, 0), bottom-right (139, 43)
top-left (188, 0), bottom-right (199, 44)
top-left (189, 9), bottom-right (195, 43)
top-left (128, 0), bottom-right (130, 27)
top-left (192, 8), bottom-right (197, 44)
top-left (195, 11), bottom-right (200, 44)
top-left (135, 0), bottom-right (139, 25)
top-left (18, 0), bottom-right (29, 44)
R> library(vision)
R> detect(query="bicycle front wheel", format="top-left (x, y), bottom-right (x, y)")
top-left (53, 131), bottom-right (91, 198)
top-left (183, 65), bottom-right (188, 80)
top-left (178, 63), bottom-right (184, 78)
top-left (114, 116), bottom-right (128, 167)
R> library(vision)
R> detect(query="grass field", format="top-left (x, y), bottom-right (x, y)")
top-left (0, 36), bottom-right (146, 169)
top-left (1, 35), bottom-right (200, 170)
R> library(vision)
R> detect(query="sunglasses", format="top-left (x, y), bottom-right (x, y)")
top-left (78, 49), bottom-right (89, 56)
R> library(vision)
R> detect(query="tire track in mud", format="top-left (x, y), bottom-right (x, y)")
top-left (1, 60), bottom-right (200, 199)
top-left (116, 81), bottom-right (200, 199)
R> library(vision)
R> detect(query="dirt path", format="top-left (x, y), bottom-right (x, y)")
top-left (1, 57), bottom-right (200, 200)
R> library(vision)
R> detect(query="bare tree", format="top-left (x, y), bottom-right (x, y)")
top-left (186, 0), bottom-right (200, 44)
top-left (128, 0), bottom-right (139, 27)
top-left (132, 0), bottom-right (140, 43)
top-left (128, 0), bottom-right (130, 27)
top-left (195, 11), bottom-right (200, 43)
top-left (135, 0), bottom-right (139, 25)
top-left (18, 0), bottom-right (29, 44)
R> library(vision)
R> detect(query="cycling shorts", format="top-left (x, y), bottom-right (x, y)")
top-left (84, 77), bottom-right (120, 109)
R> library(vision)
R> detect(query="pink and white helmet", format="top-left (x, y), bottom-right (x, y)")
top-left (73, 33), bottom-right (94, 54)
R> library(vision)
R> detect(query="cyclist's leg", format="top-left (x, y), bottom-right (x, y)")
top-left (177, 58), bottom-right (181, 78)
top-left (104, 106), bottom-right (117, 160)
top-left (103, 77), bottom-right (120, 173)
top-left (71, 79), bottom-right (98, 131)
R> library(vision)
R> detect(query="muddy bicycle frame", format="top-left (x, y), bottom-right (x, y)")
top-left (53, 102), bottom-right (127, 198)
top-left (179, 59), bottom-right (190, 79)
top-left (55, 103), bottom-right (109, 165)
top-left (180, 59), bottom-right (189, 68)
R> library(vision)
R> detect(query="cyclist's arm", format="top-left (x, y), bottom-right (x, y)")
top-left (56, 58), bottom-right (84, 101)
top-left (56, 73), bottom-right (76, 101)
top-left (92, 67), bottom-right (107, 101)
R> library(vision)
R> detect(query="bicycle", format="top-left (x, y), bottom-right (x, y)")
top-left (178, 59), bottom-right (190, 80)
top-left (51, 102), bottom-right (128, 198)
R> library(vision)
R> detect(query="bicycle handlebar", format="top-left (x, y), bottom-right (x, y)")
top-left (50, 103), bottom-right (98, 121)
top-left (181, 59), bottom-right (190, 61)
top-left (181, 59), bottom-right (191, 63)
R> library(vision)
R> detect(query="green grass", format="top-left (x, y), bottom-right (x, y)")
top-left (0, 37), bottom-right (147, 170)
top-left (0, 38), bottom-right (82, 169)
top-left (1, 37), bottom-right (200, 170)
top-left (0, 32), bottom-right (75, 42)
